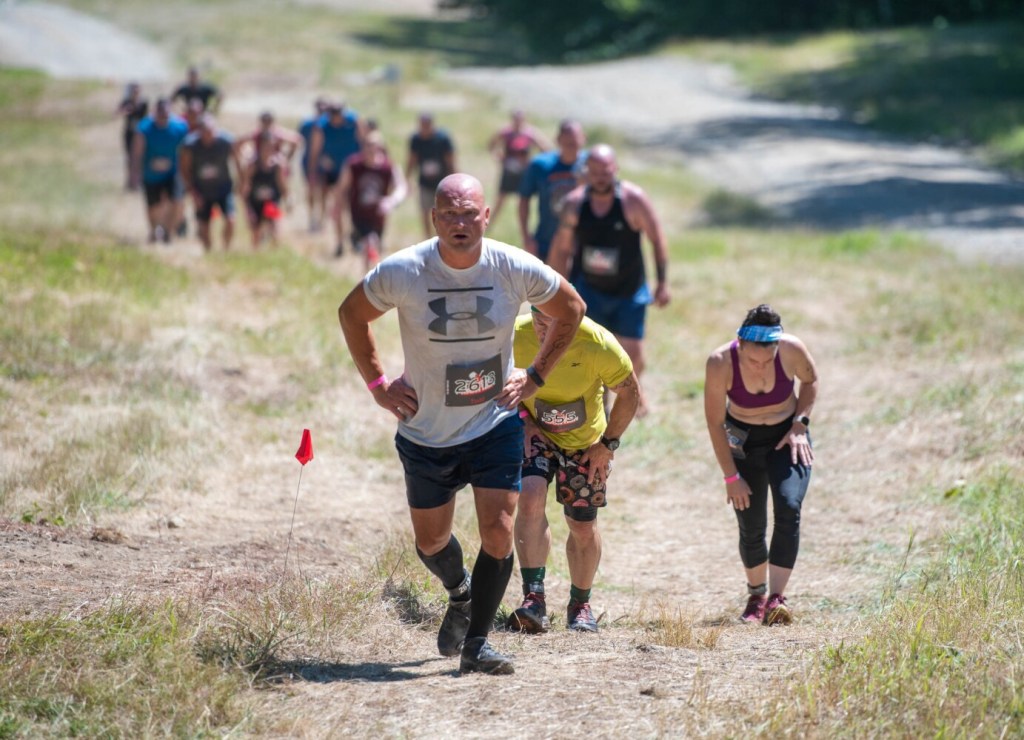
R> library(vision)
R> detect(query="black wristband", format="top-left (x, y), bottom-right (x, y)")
top-left (525, 365), bottom-right (545, 387)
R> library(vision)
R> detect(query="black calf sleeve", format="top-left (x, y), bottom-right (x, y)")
top-left (467, 550), bottom-right (514, 640)
top-left (417, 535), bottom-right (467, 591)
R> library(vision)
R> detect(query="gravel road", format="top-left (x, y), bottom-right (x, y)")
top-left (452, 57), bottom-right (1024, 263)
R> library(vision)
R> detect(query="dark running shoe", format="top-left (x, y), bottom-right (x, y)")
top-left (741, 594), bottom-right (767, 624)
top-left (437, 576), bottom-right (472, 657)
top-left (764, 593), bottom-right (793, 626)
top-left (507, 590), bottom-right (549, 633)
top-left (567, 601), bottom-right (598, 633)
top-left (176, 220), bottom-right (187, 237)
top-left (459, 637), bottom-right (514, 675)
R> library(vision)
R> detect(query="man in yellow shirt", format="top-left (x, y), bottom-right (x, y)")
top-left (510, 307), bottom-right (640, 632)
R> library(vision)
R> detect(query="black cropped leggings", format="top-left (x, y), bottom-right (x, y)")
top-left (727, 414), bottom-right (811, 570)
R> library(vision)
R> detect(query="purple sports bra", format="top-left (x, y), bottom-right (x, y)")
top-left (727, 340), bottom-right (794, 408)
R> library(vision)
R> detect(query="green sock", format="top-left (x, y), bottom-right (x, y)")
top-left (569, 585), bottom-right (591, 604)
top-left (520, 567), bottom-right (545, 592)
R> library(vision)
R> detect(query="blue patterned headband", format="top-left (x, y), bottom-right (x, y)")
top-left (737, 324), bottom-right (782, 343)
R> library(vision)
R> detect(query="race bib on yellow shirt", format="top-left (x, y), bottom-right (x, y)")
top-left (534, 397), bottom-right (586, 433)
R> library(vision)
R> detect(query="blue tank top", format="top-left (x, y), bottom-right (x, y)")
top-left (316, 111), bottom-right (360, 173)
top-left (138, 116), bottom-right (189, 183)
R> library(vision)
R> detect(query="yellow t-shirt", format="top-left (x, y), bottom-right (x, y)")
top-left (513, 314), bottom-right (633, 451)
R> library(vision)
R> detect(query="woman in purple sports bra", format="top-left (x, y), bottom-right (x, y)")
top-left (703, 304), bottom-right (819, 626)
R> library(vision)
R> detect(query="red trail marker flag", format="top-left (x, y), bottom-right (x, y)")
top-left (295, 428), bottom-right (314, 465)
top-left (284, 429), bottom-right (314, 573)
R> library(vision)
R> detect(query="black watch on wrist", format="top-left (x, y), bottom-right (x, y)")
top-left (794, 415), bottom-right (810, 427)
top-left (600, 435), bottom-right (620, 452)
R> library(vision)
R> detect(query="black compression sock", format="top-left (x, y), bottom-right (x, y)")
top-left (466, 549), bottom-right (514, 640)
top-left (417, 535), bottom-right (467, 592)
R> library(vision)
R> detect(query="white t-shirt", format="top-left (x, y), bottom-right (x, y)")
top-left (363, 237), bottom-right (561, 447)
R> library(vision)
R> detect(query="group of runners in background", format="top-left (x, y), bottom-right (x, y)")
top-left (118, 68), bottom-right (552, 264)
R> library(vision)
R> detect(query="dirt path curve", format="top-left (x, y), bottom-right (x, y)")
top-left (452, 57), bottom-right (1024, 264)
top-left (0, 1), bottom-right (170, 81)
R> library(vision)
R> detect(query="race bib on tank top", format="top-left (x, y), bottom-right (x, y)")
top-left (581, 245), bottom-right (620, 277)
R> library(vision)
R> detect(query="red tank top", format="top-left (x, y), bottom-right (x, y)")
top-left (347, 154), bottom-right (393, 228)
top-left (726, 340), bottom-right (794, 408)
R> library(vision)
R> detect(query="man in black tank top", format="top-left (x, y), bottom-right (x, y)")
top-left (548, 144), bottom-right (671, 414)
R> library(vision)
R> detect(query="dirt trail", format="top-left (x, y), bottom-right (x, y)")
top-left (452, 57), bottom-right (1024, 264)
top-left (0, 1), bottom-right (169, 81)
top-left (0, 3), bottom-right (985, 736)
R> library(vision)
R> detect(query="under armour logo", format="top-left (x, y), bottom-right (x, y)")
top-left (429, 296), bottom-right (496, 336)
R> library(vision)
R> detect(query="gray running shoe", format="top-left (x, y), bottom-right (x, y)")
top-left (567, 601), bottom-right (599, 632)
top-left (507, 590), bottom-right (550, 633)
top-left (459, 637), bottom-right (514, 675)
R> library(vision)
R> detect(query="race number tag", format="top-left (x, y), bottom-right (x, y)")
top-left (445, 355), bottom-right (502, 407)
top-left (319, 154), bottom-right (335, 169)
top-left (198, 164), bottom-right (219, 180)
top-left (503, 157), bottom-right (525, 173)
top-left (421, 160), bottom-right (442, 177)
top-left (150, 157), bottom-right (172, 173)
top-left (724, 421), bottom-right (749, 460)
top-left (534, 397), bottom-right (586, 433)
top-left (581, 246), bottom-right (620, 277)
top-left (255, 185), bottom-right (275, 200)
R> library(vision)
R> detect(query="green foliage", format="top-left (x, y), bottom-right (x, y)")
top-left (440, 0), bottom-right (1024, 60)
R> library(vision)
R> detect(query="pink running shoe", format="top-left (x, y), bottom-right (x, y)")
top-left (764, 593), bottom-right (793, 625)
top-left (741, 594), bottom-right (767, 623)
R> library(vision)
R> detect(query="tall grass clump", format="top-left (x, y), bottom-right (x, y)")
top-left (751, 469), bottom-right (1024, 737)
top-left (0, 600), bottom-right (250, 738)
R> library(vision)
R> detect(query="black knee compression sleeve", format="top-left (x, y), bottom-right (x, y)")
top-left (417, 535), bottom-right (467, 591)
top-left (467, 549), bottom-right (514, 640)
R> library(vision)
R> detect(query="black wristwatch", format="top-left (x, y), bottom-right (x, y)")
top-left (600, 435), bottom-right (620, 452)
top-left (793, 415), bottom-right (810, 427)
top-left (525, 365), bottom-right (545, 387)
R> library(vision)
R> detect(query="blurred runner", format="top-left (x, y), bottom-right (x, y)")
top-left (337, 131), bottom-right (407, 269)
top-left (307, 99), bottom-right (365, 256)
top-left (132, 97), bottom-right (189, 244)
top-left (487, 110), bottom-right (550, 224)
top-left (115, 81), bottom-right (148, 190)
top-left (406, 112), bottom-right (455, 239)
top-left (242, 132), bottom-right (288, 249)
top-left (179, 114), bottom-right (242, 252)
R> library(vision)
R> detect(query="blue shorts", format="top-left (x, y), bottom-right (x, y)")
top-left (395, 414), bottom-right (525, 509)
top-left (575, 281), bottom-right (651, 340)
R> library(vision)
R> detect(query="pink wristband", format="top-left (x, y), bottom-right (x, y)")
top-left (723, 473), bottom-right (741, 484)
top-left (366, 374), bottom-right (388, 390)
top-left (518, 409), bottom-right (529, 419)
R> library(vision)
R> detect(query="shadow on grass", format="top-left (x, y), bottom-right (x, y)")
top-left (265, 657), bottom-right (452, 683)
top-left (768, 22), bottom-right (1024, 165)
top-left (351, 16), bottom-right (549, 67)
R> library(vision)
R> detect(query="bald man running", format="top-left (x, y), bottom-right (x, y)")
top-left (339, 174), bottom-right (585, 675)
top-left (547, 144), bottom-right (670, 415)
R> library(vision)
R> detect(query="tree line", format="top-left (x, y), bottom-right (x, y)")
top-left (439, 0), bottom-right (1024, 60)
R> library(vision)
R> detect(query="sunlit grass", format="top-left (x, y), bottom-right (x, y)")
top-left (741, 470), bottom-right (1024, 737)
